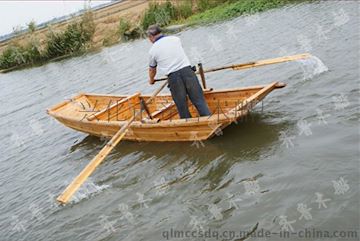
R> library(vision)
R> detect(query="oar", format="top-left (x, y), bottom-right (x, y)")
top-left (57, 81), bottom-right (168, 204)
top-left (155, 53), bottom-right (311, 82)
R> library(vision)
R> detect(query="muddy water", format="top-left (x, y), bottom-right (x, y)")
top-left (0, 1), bottom-right (359, 241)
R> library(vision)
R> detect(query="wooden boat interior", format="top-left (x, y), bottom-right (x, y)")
top-left (48, 84), bottom-right (279, 122)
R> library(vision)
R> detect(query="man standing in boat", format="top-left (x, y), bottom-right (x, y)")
top-left (147, 24), bottom-right (211, 119)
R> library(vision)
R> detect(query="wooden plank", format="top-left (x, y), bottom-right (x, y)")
top-left (87, 93), bottom-right (140, 121)
top-left (56, 120), bottom-right (131, 204)
top-left (229, 82), bottom-right (279, 115)
top-left (198, 63), bottom-right (207, 89)
top-left (154, 53), bottom-right (311, 82)
top-left (152, 102), bottom-right (176, 118)
top-left (47, 93), bottom-right (85, 114)
top-left (232, 53), bottom-right (311, 70)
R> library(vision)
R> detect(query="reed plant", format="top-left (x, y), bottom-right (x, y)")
top-left (0, 11), bottom-right (95, 70)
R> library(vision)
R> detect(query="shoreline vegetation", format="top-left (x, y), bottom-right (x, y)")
top-left (0, 0), bottom-right (305, 73)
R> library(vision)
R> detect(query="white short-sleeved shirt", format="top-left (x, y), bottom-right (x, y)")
top-left (149, 36), bottom-right (191, 75)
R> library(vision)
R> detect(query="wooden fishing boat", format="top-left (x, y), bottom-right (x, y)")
top-left (47, 81), bottom-right (285, 142)
top-left (52, 54), bottom-right (312, 204)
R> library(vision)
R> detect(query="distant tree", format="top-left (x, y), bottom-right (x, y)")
top-left (28, 20), bottom-right (36, 33)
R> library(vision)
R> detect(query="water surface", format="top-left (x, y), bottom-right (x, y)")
top-left (0, 1), bottom-right (359, 240)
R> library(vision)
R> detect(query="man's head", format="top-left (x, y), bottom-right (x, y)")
top-left (146, 24), bottom-right (162, 43)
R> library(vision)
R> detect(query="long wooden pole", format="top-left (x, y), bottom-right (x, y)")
top-left (57, 81), bottom-right (168, 204)
top-left (198, 63), bottom-right (207, 89)
top-left (154, 53), bottom-right (311, 82)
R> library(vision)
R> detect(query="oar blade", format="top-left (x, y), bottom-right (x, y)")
top-left (56, 82), bottom-right (167, 205)
top-left (57, 130), bottom-right (128, 204)
top-left (233, 53), bottom-right (312, 70)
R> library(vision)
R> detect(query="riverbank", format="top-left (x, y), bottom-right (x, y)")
top-left (0, 0), bottom-right (307, 73)
top-left (177, 0), bottom-right (306, 26)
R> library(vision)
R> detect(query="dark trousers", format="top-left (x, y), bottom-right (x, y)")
top-left (168, 66), bottom-right (211, 119)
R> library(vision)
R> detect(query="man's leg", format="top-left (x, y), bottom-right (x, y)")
top-left (181, 67), bottom-right (211, 116)
top-left (168, 71), bottom-right (192, 119)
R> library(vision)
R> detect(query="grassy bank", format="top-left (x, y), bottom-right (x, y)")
top-left (184, 0), bottom-right (305, 25)
top-left (0, 11), bottom-right (95, 71)
top-left (0, 0), bottom-right (306, 73)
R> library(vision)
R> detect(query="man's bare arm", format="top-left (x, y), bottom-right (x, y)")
top-left (149, 67), bottom-right (157, 85)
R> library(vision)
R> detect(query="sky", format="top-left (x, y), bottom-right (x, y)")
top-left (0, 0), bottom-right (111, 36)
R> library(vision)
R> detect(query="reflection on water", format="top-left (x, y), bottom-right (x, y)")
top-left (69, 112), bottom-right (290, 200)
top-left (70, 112), bottom-right (289, 161)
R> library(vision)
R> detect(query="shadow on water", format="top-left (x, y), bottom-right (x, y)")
top-left (71, 113), bottom-right (291, 164)
top-left (63, 112), bottom-right (294, 203)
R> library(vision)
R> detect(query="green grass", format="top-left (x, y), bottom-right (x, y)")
top-left (118, 18), bottom-right (131, 39)
top-left (141, 0), bottom-right (305, 28)
top-left (141, 1), bottom-right (177, 30)
top-left (0, 11), bottom-right (95, 70)
top-left (185, 0), bottom-right (304, 25)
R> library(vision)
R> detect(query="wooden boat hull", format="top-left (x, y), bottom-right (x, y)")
top-left (47, 82), bottom-right (285, 142)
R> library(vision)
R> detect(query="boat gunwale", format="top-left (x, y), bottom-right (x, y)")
top-left (46, 92), bottom-right (85, 114)
top-left (47, 82), bottom-right (285, 128)
top-left (50, 111), bottom-right (238, 128)
top-left (78, 83), bottom-right (278, 98)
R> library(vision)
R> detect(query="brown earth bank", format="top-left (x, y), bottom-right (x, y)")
top-left (0, 0), bottom-right (152, 53)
